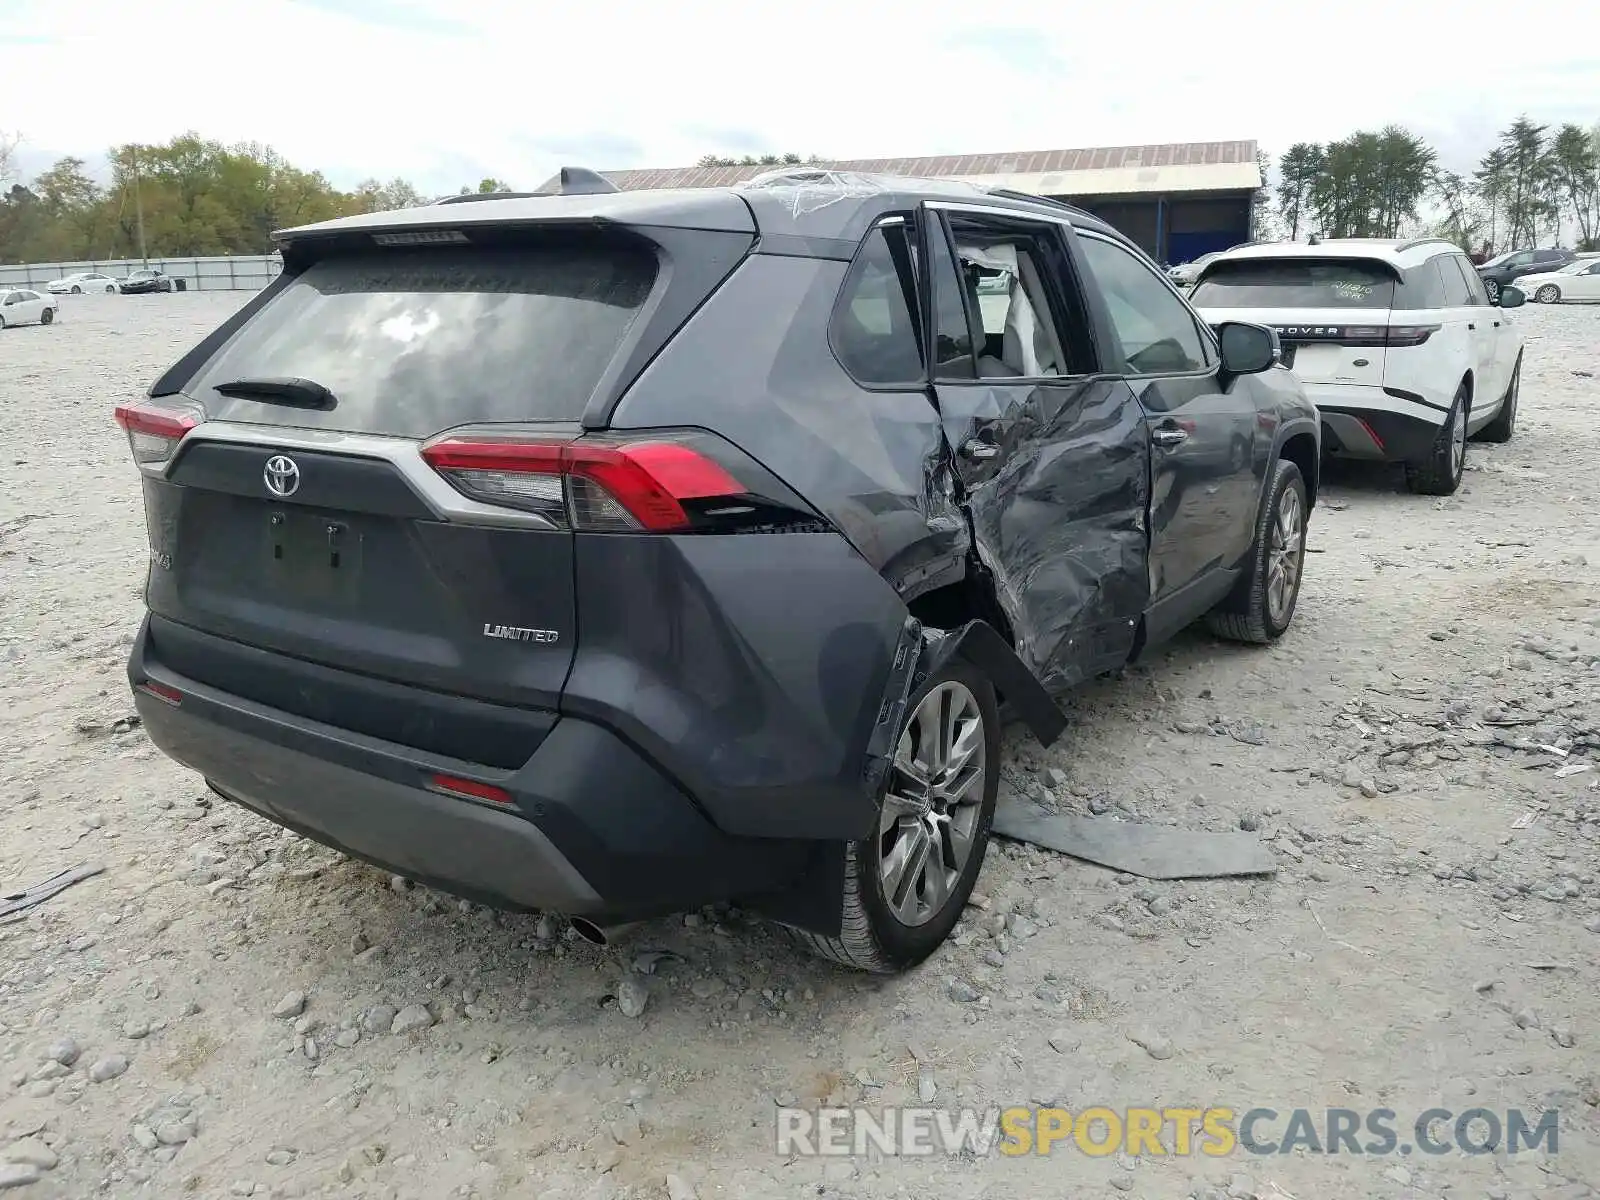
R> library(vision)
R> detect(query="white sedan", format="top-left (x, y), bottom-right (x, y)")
top-left (44, 271), bottom-right (121, 295)
top-left (0, 287), bottom-right (60, 328)
top-left (1521, 259), bottom-right (1600, 304)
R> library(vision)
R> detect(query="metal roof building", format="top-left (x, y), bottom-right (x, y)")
top-left (604, 141), bottom-right (1262, 265)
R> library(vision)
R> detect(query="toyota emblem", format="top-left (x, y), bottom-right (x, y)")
top-left (263, 455), bottom-right (301, 498)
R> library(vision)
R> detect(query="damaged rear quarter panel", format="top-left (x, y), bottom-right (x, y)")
top-left (608, 253), bottom-right (970, 602)
top-left (560, 531), bottom-right (912, 841)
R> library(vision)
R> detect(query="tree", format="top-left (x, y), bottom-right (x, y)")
top-left (0, 130), bottom-right (19, 184)
top-left (1480, 117), bottom-right (1552, 249)
top-left (1301, 128), bottom-right (1435, 239)
top-left (351, 177), bottom-right (427, 213)
top-left (1549, 122), bottom-right (1599, 250)
top-left (1250, 149), bottom-right (1281, 240)
top-left (696, 153), bottom-right (822, 168)
top-left (1432, 170), bottom-right (1486, 252)
top-left (1276, 143), bottom-right (1323, 240)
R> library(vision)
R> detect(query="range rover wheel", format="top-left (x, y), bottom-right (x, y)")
top-left (793, 660), bottom-right (999, 973)
top-left (1206, 457), bottom-right (1307, 644)
top-left (1474, 355), bottom-right (1519, 444)
top-left (1484, 278), bottom-right (1500, 303)
top-left (40, 307), bottom-right (53, 325)
top-left (1404, 382), bottom-right (1469, 496)
top-left (1535, 284), bottom-right (1560, 304)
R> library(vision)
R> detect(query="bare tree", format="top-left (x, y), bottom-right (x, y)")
top-left (0, 130), bottom-right (21, 184)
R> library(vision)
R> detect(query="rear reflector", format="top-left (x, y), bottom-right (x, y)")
top-left (114, 401), bottom-right (201, 471)
top-left (136, 680), bottom-right (183, 705)
top-left (421, 433), bottom-right (750, 533)
top-left (428, 773), bottom-right (513, 806)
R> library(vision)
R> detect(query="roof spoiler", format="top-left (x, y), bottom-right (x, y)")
top-left (535, 167), bottom-right (621, 196)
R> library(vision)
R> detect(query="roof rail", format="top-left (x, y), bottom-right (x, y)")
top-left (534, 167), bottom-right (621, 196)
top-left (984, 187), bottom-right (1094, 220)
top-left (434, 191), bottom-right (541, 206)
top-left (1394, 236), bottom-right (1460, 254)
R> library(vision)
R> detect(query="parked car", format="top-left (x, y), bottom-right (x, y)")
top-left (44, 271), bottom-right (120, 295)
top-left (119, 268), bottom-right (176, 294)
top-left (1520, 259), bottom-right (1600, 304)
top-left (1190, 236), bottom-right (1524, 496)
top-left (116, 170), bottom-right (1319, 973)
top-left (0, 286), bottom-right (60, 328)
top-left (1476, 247), bottom-right (1575, 301)
top-left (1168, 251), bottom-right (1224, 288)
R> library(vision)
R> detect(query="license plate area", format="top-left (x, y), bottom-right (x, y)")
top-left (264, 508), bottom-right (363, 605)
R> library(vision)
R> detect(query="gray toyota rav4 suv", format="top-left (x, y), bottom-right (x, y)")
top-left (120, 168), bottom-right (1318, 972)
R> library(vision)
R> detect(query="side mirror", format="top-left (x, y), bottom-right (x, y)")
top-left (1498, 285), bottom-right (1526, 308)
top-left (1217, 321), bottom-right (1277, 376)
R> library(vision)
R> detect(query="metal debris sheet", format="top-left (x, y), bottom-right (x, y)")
top-left (993, 796), bottom-right (1277, 880)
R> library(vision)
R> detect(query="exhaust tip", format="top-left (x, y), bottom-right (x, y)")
top-left (568, 917), bottom-right (642, 947)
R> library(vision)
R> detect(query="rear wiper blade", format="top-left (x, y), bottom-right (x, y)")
top-left (212, 376), bottom-right (336, 409)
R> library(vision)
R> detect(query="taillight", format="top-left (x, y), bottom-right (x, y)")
top-left (428, 773), bottom-right (512, 806)
top-left (420, 429), bottom-right (821, 534)
top-left (1384, 325), bottom-right (1439, 348)
top-left (114, 401), bottom-right (202, 471)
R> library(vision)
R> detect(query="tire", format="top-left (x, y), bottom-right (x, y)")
top-left (1475, 356), bottom-right (1519, 444)
top-left (70, 286), bottom-right (81, 295)
top-left (1483, 278), bottom-right (1500, 303)
top-left (1535, 284), bottom-right (1560, 304)
top-left (1404, 382), bottom-right (1469, 496)
top-left (0, 314), bottom-right (6, 330)
top-left (792, 659), bottom-right (1000, 973)
top-left (1206, 457), bottom-right (1308, 644)
top-left (105, 285), bottom-right (116, 294)
top-left (40, 307), bottom-right (53, 325)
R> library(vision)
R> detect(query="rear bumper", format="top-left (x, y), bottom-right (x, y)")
top-left (1307, 383), bottom-right (1447, 464)
top-left (129, 618), bottom-right (815, 917)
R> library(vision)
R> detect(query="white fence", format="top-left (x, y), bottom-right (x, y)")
top-left (0, 254), bottom-right (282, 292)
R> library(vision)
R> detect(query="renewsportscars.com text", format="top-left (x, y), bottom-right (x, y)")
top-left (776, 1105), bottom-right (1561, 1158)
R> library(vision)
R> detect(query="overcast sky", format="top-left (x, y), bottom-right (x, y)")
top-left (2, 0), bottom-right (1596, 194)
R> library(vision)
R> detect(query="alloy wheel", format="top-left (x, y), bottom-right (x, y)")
top-left (878, 681), bottom-right (987, 928)
top-left (1450, 401), bottom-right (1466, 477)
top-left (1266, 487), bottom-right (1305, 625)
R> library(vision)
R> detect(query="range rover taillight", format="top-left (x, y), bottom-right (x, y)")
top-left (420, 428), bottom-right (821, 534)
top-left (113, 401), bottom-right (202, 472)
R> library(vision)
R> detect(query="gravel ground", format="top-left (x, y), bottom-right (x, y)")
top-left (1, 292), bottom-right (1598, 1200)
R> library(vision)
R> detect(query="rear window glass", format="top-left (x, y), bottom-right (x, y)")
top-left (189, 242), bottom-right (656, 437)
top-left (1189, 260), bottom-right (1397, 310)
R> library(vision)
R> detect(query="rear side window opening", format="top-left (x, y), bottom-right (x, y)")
top-left (187, 238), bottom-right (658, 438)
top-left (1190, 259), bottom-right (1397, 310)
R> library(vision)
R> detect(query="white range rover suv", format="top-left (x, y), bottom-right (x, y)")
top-left (1189, 238), bottom-right (1525, 496)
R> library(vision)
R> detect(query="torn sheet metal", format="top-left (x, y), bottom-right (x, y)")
top-left (934, 376), bottom-right (1152, 696)
top-left (993, 793), bottom-right (1275, 880)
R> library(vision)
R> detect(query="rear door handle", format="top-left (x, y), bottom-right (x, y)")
top-left (960, 436), bottom-right (1000, 460)
top-left (1467, 323), bottom-right (1476, 330)
top-left (1151, 426), bottom-right (1188, 447)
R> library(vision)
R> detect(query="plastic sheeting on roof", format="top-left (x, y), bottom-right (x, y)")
top-left (737, 169), bottom-right (891, 217)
